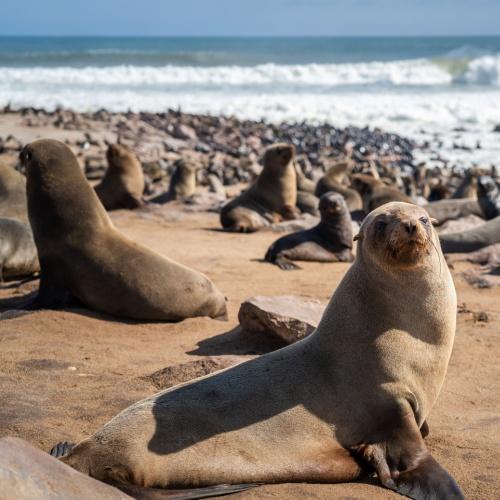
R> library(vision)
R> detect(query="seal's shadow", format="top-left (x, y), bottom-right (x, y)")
top-left (188, 326), bottom-right (284, 356)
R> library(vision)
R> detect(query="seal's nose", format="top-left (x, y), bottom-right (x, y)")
top-left (404, 221), bottom-right (417, 234)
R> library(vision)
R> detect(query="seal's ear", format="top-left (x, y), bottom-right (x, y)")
top-left (430, 218), bottom-right (438, 226)
top-left (353, 233), bottom-right (362, 242)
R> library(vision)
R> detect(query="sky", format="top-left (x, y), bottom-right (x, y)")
top-left (0, 0), bottom-right (499, 37)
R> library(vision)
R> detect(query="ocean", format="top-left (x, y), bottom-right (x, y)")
top-left (1, 36), bottom-right (500, 167)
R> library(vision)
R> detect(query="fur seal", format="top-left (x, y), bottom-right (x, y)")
top-left (0, 217), bottom-right (39, 281)
top-left (294, 158), bottom-right (316, 193)
top-left (265, 192), bottom-right (354, 270)
top-left (351, 174), bottom-right (412, 212)
top-left (440, 216), bottom-right (500, 253)
top-left (315, 169), bottom-right (363, 212)
top-left (220, 143), bottom-right (298, 232)
top-left (0, 162), bottom-right (28, 223)
top-left (424, 199), bottom-right (483, 225)
top-left (18, 139), bottom-right (227, 321)
top-left (53, 202), bottom-right (463, 499)
top-left (94, 144), bottom-right (145, 210)
top-left (151, 158), bottom-right (198, 204)
top-left (477, 175), bottom-right (500, 219)
top-left (296, 190), bottom-right (319, 215)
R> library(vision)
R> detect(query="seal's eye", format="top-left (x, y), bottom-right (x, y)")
top-left (20, 149), bottom-right (31, 163)
top-left (375, 220), bottom-right (387, 232)
top-left (419, 217), bottom-right (429, 225)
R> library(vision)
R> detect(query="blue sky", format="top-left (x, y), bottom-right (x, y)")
top-left (1, 0), bottom-right (499, 36)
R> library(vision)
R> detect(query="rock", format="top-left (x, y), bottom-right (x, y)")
top-left (238, 295), bottom-right (326, 344)
top-left (0, 436), bottom-right (130, 499)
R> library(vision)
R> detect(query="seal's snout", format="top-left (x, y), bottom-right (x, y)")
top-left (403, 221), bottom-right (417, 235)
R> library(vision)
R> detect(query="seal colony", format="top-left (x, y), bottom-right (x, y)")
top-left (52, 203), bottom-right (463, 499)
top-left (18, 139), bottom-right (227, 321)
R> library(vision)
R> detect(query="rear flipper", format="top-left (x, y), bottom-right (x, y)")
top-left (109, 482), bottom-right (260, 499)
top-left (355, 411), bottom-right (464, 499)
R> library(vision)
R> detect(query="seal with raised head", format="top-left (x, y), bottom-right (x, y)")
top-left (52, 202), bottom-right (463, 499)
top-left (0, 162), bottom-right (28, 223)
top-left (151, 158), bottom-right (198, 204)
top-left (476, 175), bottom-right (500, 220)
top-left (17, 139), bottom-right (227, 321)
top-left (351, 174), bottom-right (412, 212)
top-left (440, 216), bottom-right (500, 253)
top-left (94, 144), bottom-right (145, 211)
top-left (265, 192), bottom-right (354, 270)
top-left (0, 217), bottom-right (39, 281)
top-left (220, 143), bottom-right (298, 232)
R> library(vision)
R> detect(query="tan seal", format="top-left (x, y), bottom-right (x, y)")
top-left (440, 215), bottom-right (500, 253)
top-left (0, 218), bottom-right (39, 281)
top-left (94, 144), bottom-right (145, 210)
top-left (151, 158), bottom-right (198, 203)
top-left (53, 202), bottom-right (463, 499)
top-left (0, 162), bottom-right (28, 223)
top-left (220, 143), bottom-right (298, 232)
top-left (315, 163), bottom-right (362, 212)
top-left (265, 192), bottom-right (354, 269)
top-left (18, 139), bottom-right (227, 321)
top-left (351, 173), bottom-right (412, 212)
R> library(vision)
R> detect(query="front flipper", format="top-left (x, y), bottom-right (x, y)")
top-left (274, 255), bottom-right (301, 270)
top-left (355, 412), bottom-right (464, 499)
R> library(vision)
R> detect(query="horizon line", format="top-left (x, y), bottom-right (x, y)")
top-left (1, 34), bottom-right (500, 38)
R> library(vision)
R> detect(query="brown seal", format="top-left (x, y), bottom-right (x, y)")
top-left (151, 158), bottom-right (198, 204)
top-left (94, 144), bottom-right (145, 210)
top-left (351, 173), bottom-right (412, 212)
top-left (0, 218), bottom-right (39, 281)
top-left (265, 192), bottom-right (354, 270)
top-left (52, 202), bottom-right (463, 499)
top-left (440, 216), bottom-right (500, 253)
top-left (220, 143), bottom-right (298, 232)
top-left (315, 165), bottom-right (362, 212)
top-left (0, 162), bottom-right (28, 223)
top-left (17, 139), bottom-right (227, 321)
top-left (424, 198), bottom-right (483, 225)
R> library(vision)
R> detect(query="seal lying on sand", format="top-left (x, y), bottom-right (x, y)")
top-left (440, 216), bottom-right (500, 253)
top-left (425, 199), bottom-right (484, 225)
top-left (52, 202), bottom-right (463, 499)
top-left (265, 193), bottom-right (354, 270)
top-left (0, 162), bottom-right (28, 222)
top-left (151, 158), bottom-right (198, 203)
top-left (351, 174), bottom-right (412, 212)
top-left (220, 143), bottom-right (298, 232)
top-left (94, 144), bottom-right (145, 210)
top-left (315, 163), bottom-right (362, 212)
top-left (477, 175), bottom-right (500, 219)
top-left (16, 139), bottom-right (227, 321)
top-left (0, 218), bottom-right (39, 281)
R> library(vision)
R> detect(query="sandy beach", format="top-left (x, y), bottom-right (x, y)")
top-left (0, 108), bottom-right (498, 499)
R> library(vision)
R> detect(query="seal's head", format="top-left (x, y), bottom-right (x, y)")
top-left (356, 202), bottom-right (437, 268)
top-left (350, 173), bottom-right (381, 196)
top-left (262, 143), bottom-right (295, 170)
top-left (106, 144), bottom-right (136, 171)
top-left (319, 192), bottom-right (347, 218)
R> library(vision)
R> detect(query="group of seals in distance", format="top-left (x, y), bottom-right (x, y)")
top-left (51, 202), bottom-right (464, 499)
top-left (15, 139), bottom-right (227, 321)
